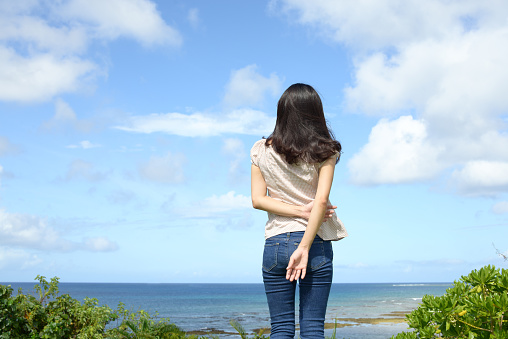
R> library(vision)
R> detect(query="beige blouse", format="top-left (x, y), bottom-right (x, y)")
top-left (250, 139), bottom-right (348, 241)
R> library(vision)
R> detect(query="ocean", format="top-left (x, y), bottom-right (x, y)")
top-left (2, 282), bottom-right (451, 338)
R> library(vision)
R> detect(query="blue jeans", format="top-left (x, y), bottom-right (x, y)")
top-left (262, 232), bottom-right (333, 339)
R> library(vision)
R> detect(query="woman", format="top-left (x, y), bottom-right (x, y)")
top-left (250, 83), bottom-right (348, 338)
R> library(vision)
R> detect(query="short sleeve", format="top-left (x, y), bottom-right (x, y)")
top-left (250, 139), bottom-right (264, 167)
top-left (318, 152), bottom-right (340, 168)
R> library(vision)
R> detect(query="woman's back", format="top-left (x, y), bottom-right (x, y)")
top-left (250, 139), bottom-right (347, 241)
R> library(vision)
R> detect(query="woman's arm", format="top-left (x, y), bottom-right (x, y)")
top-left (286, 156), bottom-right (336, 281)
top-left (251, 164), bottom-right (336, 220)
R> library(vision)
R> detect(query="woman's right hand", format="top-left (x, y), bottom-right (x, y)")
top-left (301, 201), bottom-right (336, 221)
top-left (286, 247), bottom-right (309, 281)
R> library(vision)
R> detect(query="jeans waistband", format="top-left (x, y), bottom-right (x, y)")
top-left (267, 231), bottom-right (323, 242)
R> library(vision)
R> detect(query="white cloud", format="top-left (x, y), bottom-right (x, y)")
top-left (66, 140), bottom-right (101, 149)
top-left (0, 12), bottom-right (89, 55)
top-left (0, 247), bottom-right (42, 270)
top-left (492, 201), bottom-right (508, 214)
top-left (0, 209), bottom-right (117, 252)
top-left (348, 116), bottom-right (443, 185)
top-left (203, 191), bottom-right (251, 212)
top-left (344, 29), bottom-right (508, 147)
top-left (0, 47), bottom-right (96, 102)
top-left (0, 209), bottom-right (69, 251)
top-left (223, 64), bottom-right (282, 109)
top-left (345, 30), bottom-right (508, 187)
top-left (451, 161), bottom-right (508, 196)
top-left (139, 152), bottom-right (186, 183)
top-left (57, 0), bottom-right (182, 47)
top-left (116, 109), bottom-right (275, 137)
top-left (0, 0), bottom-right (181, 102)
top-left (178, 191), bottom-right (252, 219)
top-left (273, 0), bottom-right (508, 50)
top-left (276, 1), bottom-right (508, 194)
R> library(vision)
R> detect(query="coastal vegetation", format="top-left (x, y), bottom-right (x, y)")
top-left (0, 275), bottom-right (210, 339)
top-left (392, 265), bottom-right (508, 339)
top-left (2, 265), bottom-right (507, 338)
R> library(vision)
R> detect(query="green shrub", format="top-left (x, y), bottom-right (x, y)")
top-left (1, 275), bottom-right (117, 338)
top-left (0, 276), bottom-right (210, 339)
top-left (392, 265), bottom-right (508, 339)
top-left (0, 284), bottom-right (27, 338)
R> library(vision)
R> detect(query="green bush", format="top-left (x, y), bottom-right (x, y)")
top-left (392, 265), bottom-right (508, 339)
top-left (0, 276), bottom-right (211, 339)
top-left (1, 275), bottom-right (117, 338)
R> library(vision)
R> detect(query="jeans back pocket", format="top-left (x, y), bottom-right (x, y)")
top-left (293, 240), bottom-right (331, 270)
top-left (308, 241), bottom-right (326, 270)
top-left (262, 242), bottom-right (279, 272)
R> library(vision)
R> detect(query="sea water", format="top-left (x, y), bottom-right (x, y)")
top-left (2, 282), bottom-right (451, 338)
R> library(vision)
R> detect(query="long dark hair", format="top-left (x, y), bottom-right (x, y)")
top-left (266, 83), bottom-right (341, 164)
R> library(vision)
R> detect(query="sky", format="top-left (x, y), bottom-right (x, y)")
top-left (1, 0), bottom-right (508, 284)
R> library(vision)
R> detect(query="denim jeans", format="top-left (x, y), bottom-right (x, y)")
top-left (262, 231), bottom-right (333, 339)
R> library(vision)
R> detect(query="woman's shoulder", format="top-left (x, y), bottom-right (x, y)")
top-left (250, 139), bottom-right (268, 166)
top-left (251, 139), bottom-right (266, 153)
top-left (252, 139), bottom-right (266, 147)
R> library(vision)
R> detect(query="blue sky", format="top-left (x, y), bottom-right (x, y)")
top-left (1, 0), bottom-right (507, 283)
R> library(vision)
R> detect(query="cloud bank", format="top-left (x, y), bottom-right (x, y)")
top-left (0, 209), bottom-right (117, 252)
top-left (116, 109), bottom-right (275, 137)
top-left (276, 0), bottom-right (508, 196)
top-left (223, 64), bottom-right (282, 109)
top-left (0, 0), bottom-right (181, 102)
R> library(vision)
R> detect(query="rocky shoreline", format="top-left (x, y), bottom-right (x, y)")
top-left (187, 311), bottom-right (409, 336)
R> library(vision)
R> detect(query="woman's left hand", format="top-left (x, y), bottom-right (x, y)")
top-left (286, 247), bottom-right (309, 281)
top-left (301, 201), bottom-right (336, 221)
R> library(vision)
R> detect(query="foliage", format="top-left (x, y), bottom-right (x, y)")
top-left (1, 275), bottom-right (117, 339)
top-left (392, 265), bottom-right (508, 339)
top-left (0, 276), bottom-right (213, 339)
